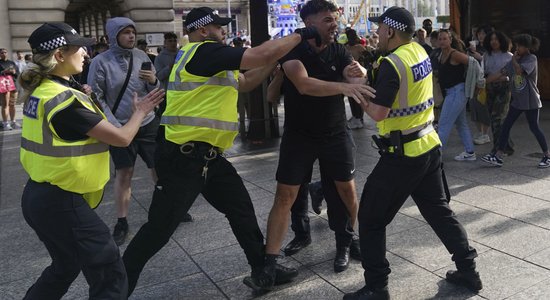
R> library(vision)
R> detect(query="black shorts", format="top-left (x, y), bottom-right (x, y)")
top-left (110, 117), bottom-right (159, 170)
top-left (276, 129), bottom-right (356, 185)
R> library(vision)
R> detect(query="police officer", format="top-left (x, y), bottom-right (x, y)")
top-left (344, 7), bottom-right (482, 299)
top-left (122, 6), bottom-right (322, 295)
top-left (19, 22), bottom-right (164, 299)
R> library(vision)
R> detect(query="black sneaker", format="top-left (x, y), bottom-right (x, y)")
top-left (481, 153), bottom-right (503, 167)
top-left (343, 285), bottom-right (390, 300)
top-left (283, 236), bottom-right (312, 256)
top-left (112, 222), bottom-right (129, 246)
top-left (308, 181), bottom-right (324, 215)
top-left (538, 156), bottom-right (550, 168)
top-left (181, 212), bottom-right (194, 222)
top-left (349, 238), bottom-right (362, 261)
top-left (445, 269), bottom-right (483, 292)
top-left (243, 264), bottom-right (276, 293)
top-left (274, 263), bottom-right (298, 285)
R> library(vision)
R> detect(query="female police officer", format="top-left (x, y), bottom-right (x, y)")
top-left (19, 22), bottom-right (164, 299)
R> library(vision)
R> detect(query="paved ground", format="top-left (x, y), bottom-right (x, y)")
top-left (1, 103), bottom-right (550, 300)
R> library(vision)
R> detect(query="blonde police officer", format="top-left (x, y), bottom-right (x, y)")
top-left (19, 22), bottom-right (163, 299)
top-left (345, 7), bottom-right (482, 299)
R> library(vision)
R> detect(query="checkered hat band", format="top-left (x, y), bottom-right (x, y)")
top-left (383, 17), bottom-right (407, 32)
top-left (38, 36), bottom-right (67, 52)
top-left (186, 15), bottom-right (214, 31)
top-left (388, 98), bottom-right (434, 118)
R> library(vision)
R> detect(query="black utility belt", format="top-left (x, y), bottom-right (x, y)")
top-left (372, 125), bottom-right (434, 156)
top-left (177, 141), bottom-right (222, 160)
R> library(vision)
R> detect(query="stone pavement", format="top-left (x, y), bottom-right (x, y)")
top-left (1, 103), bottom-right (550, 300)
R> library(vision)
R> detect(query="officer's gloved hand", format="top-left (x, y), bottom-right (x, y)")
top-left (295, 27), bottom-right (322, 47)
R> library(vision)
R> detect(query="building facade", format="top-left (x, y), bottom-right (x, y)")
top-left (1, 0), bottom-right (176, 54)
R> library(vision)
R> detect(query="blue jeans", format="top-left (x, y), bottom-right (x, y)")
top-left (438, 83), bottom-right (475, 153)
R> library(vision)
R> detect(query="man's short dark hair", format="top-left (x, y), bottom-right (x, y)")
top-left (299, 0), bottom-right (337, 22)
top-left (164, 32), bottom-right (177, 40)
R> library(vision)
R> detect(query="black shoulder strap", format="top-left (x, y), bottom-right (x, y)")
top-left (111, 52), bottom-right (133, 115)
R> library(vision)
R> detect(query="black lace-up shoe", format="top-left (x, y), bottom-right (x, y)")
top-left (112, 222), bottom-right (129, 246)
top-left (349, 238), bottom-right (362, 261)
top-left (283, 236), bottom-right (312, 256)
top-left (343, 286), bottom-right (390, 300)
top-left (274, 263), bottom-right (299, 285)
top-left (445, 269), bottom-right (483, 292)
top-left (243, 264), bottom-right (276, 293)
top-left (334, 246), bottom-right (350, 273)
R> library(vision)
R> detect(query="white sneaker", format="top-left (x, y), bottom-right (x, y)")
top-left (3, 122), bottom-right (12, 131)
top-left (10, 121), bottom-right (21, 129)
top-left (474, 134), bottom-right (490, 145)
top-left (348, 117), bottom-right (364, 129)
top-left (454, 151), bottom-right (476, 161)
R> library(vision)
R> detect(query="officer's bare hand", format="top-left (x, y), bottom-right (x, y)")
top-left (138, 70), bottom-right (157, 85)
top-left (342, 83), bottom-right (375, 103)
top-left (346, 61), bottom-right (366, 78)
top-left (132, 88), bottom-right (165, 115)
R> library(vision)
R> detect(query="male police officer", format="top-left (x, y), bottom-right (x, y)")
top-left (122, 7), bottom-right (322, 295)
top-left (345, 7), bottom-right (482, 299)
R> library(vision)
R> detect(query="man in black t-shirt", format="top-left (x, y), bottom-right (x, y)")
top-left (260, 0), bottom-right (376, 288)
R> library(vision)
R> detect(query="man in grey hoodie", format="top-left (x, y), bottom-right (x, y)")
top-left (154, 32), bottom-right (179, 90)
top-left (88, 17), bottom-right (160, 246)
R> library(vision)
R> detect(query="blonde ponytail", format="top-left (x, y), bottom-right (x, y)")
top-left (18, 46), bottom-right (68, 105)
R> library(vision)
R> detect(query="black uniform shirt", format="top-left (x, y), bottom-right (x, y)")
top-left (49, 76), bottom-right (103, 141)
top-left (280, 41), bottom-right (353, 136)
top-left (186, 42), bottom-right (246, 76)
top-left (371, 55), bottom-right (400, 109)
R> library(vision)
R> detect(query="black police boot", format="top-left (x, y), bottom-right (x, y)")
top-left (445, 269), bottom-right (483, 292)
top-left (308, 181), bottom-right (324, 215)
top-left (243, 264), bottom-right (276, 293)
top-left (349, 237), bottom-right (362, 261)
top-left (343, 286), bottom-right (390, 300)
top-left (112, 220), bottom-right (129, 246)
top-left (283, 235), bottom-right (312, 256)
top-left (181, 212), bottom-right (193, 223)
top-left (274, 263), bottom-right (299, 285)
top-left (334, 246), bottom-right (350, 273)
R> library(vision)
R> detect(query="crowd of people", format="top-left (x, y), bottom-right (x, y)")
top-left (7, 0), bottom-right (548, 299)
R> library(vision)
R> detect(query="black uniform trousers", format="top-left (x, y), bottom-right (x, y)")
top-left (21, 180), bottom-right (127, 300)
top-left (359, 147), bottom-right (478, 289)
top-left (122, 138), bottom-right (265, 295)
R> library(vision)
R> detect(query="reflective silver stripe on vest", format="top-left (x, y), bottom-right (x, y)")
top-left (43, 90), bottom-right (74, 116)
top-left (173, 43), bottom-right (200, 84)
top-left (168, 42), bottom-right (238, 91)
top-left (21, 91), bottom-right (108, 157)
top-left (21, 137), bottom-right (108, 157)
top-left (161, 115), bottom-right (238, 131)
top-left (386, 53), bottom-right (409, 109)
top-left (168, 71), bottom-right (238, 91)
top-left (388, 98), bottom-right (434, 118)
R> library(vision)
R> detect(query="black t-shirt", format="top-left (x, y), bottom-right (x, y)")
top-left (0, 59), bottom-right (18, 79)
top-left (280, 41), bottom-right (353, 136)
top-left (371, 58), bottom-right (400, 109)
top-left (49, 77), bottom-right (103, 141)
top-left (186, 42), bottom-right (247, 76)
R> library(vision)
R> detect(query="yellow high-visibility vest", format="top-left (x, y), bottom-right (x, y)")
top-left (376, 42), bottom-right (441, 157)
top-left (20, 79), bottom-right (109, 208)
top-left (162, 41), bottom-right (239, 150)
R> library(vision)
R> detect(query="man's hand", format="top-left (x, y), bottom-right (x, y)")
top-left (138, 69), bottom-right (157, 85)
top-left (345, 61), bottom-right (367, 78)
top-left (295, 27), bottom-right (322, 47)
top-left (80, 84), bottom-right (93, 96)
top-left (341, 83), bottom-right (376, 104)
